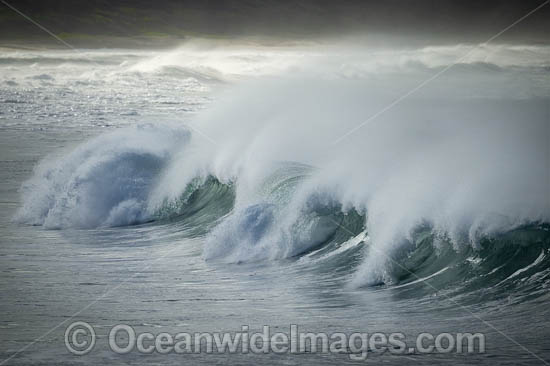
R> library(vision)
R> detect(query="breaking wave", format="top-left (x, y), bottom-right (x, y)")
top-left (14, 43), bottom-right (550, 299)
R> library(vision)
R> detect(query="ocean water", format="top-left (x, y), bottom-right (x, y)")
top-left (1, 42), bottom-right (550, 365)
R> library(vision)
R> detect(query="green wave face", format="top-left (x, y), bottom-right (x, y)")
top-left (153, 176), bottom-right (236, 235)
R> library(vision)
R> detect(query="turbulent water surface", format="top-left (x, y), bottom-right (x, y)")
top-left (1, 41), bottom-right (550, 365)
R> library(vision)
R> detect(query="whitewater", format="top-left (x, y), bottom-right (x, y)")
top-left (1, 40), bottom-right (549, 365)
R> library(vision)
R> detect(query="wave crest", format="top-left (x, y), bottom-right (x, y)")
top-left (15, 125), bottom-right (188, 229)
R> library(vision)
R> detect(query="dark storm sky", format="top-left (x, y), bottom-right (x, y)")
top-left (1, 0), bottom-right (549, 44)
